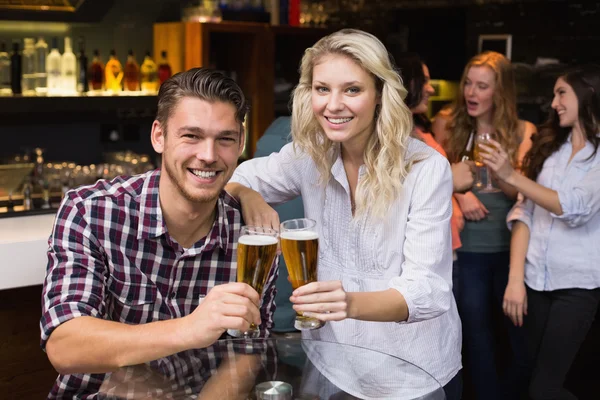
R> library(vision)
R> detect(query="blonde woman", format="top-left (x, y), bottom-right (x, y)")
top-left (226, 29), bottom-right (461, 399)
top-left (432, 51), bottom-right (536, 400)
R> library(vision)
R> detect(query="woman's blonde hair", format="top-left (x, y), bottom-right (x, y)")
top-left (291, 29), bottom-right (413, 219)
top-left (447, 51), bottom-right (521, 165)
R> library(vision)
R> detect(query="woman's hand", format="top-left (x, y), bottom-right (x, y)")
top-left (503, 280), bottom-right (528, 327)
top-left (237, 188), bottom-right (280, 230)
top-left (290, 281), bottom-right (350, 322)
top-left (480, 139), bottom-right (517, 183)
top-left (456, 192), bottom-right (489, 221)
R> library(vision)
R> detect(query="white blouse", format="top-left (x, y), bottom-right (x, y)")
top-left (508, 134), bottom-right (600, 291)
top-left (231, 137), bottom-right (462, 397)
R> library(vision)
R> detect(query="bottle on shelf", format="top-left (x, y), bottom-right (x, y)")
top-left (140, 51), bottom-right (158, 93)
top-left (34, 37), bottom-right (48, 94)
top-left (76, 37), bottom-right (88, 93)
top-left (21, 38), bottom-right (36, 95)
top-left (0, 42), bottom-right (11, 95)
top-left (46, 37), bottom-right (61, 95)
top-left (61, 37), bottom-right (77, 94)
top-left (158, 50), bottom-right (172, 85)
top-left (88, 49), bottom-right (104, 92)
top-left (10, 41), bottom-right (22, 95)
top-left (105, 49), bottom-right (123, 93)
top-left (123, 49), bottom-right (140, 92)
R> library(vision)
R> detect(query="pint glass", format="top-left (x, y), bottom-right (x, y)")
top-left (229, 226), bottom-right (279, 338)
top-left (280, 218), bottom-right (324, 331)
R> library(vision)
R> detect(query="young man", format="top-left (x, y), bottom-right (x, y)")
top-left (40, 68), bottom-right (278, 398)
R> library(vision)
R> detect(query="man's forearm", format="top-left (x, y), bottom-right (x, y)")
top-left (46, 315), bottom-right (197, 375)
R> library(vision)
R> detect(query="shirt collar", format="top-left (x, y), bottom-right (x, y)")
top-left (136, 170), bottom-right (231, 252)
top-left (330, 143), bottom-right (366, 189)
top-left (137, 169), bottom-right (166, 241)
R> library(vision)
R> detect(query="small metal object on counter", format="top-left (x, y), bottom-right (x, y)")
top-left (255, 381), bottom-right (293, 400)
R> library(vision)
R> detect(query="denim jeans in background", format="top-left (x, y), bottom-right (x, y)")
top-left (457, 251), bottom-right (530, 400)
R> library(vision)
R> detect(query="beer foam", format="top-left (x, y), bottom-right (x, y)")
top-left (280, 230), bottom-right (319, 240)
top-left (238, 234), bottom-right (278, 246)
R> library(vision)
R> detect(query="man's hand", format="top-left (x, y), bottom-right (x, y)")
top-left (181, 283), bottom-right (262, 349)
top-left (451, 161), bottom-right (475, 193)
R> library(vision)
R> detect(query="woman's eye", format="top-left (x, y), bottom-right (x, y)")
top-left (347, 87), bottom-right (360, 94)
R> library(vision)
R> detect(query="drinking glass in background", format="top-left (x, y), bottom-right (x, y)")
top-left (474, 131), bottom-right (502, 193)
top-left (228, 226), bottom-right (279, 338)
top-left (280, 218), bottom-right (324, 331)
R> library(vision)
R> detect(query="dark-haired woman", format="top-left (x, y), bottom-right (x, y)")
top-left (396, 53), bottom-right (475, 302)
top-left (481, 64), bottom-right (600, 400)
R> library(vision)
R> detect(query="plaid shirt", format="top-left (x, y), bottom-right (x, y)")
top-left (40, 170), bottom-right (279, 399)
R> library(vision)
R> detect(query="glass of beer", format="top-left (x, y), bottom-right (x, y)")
top-left (474, 131), bottom-right (502, 193)
top-left (280, 218), bottom-right (324, 331)
top-left (229, 226), bottom-right (279, 338)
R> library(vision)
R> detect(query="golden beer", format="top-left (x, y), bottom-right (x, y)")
top-left (237, 234), bottom-right (279, 296)
top-left (228, 227), bottom-right (279, 339)
top-left (280, 230), bottom-right (319, 290)
top-left (279, 219), bottom-right (324, 331)
top-left (473, 144), bottom-right (486, 167)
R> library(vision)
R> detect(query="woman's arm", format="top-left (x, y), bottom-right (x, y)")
top-left (291, 154), bottom-right (454, 323)
top-left (494, 121), bottom-right (536, 200)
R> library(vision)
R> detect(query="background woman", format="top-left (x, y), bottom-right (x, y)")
top-left (395, 52), bottom-right (475, 300)
top-left (433, 51), bottom-right (536, 400)
top-left (482, 64), bottom-right (600, 400)
top-left (227, 29), bottom-right (462, 399)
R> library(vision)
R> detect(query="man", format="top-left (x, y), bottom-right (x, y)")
top-left (40, 68), bottom-right (278, 398)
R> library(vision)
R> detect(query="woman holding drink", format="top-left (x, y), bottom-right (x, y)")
top-left (432, 51), bottom-right (535, 400)
top-left (481, 64), bottom-right (600, 400)
top-left (226, 29), bottom-right (462, 399)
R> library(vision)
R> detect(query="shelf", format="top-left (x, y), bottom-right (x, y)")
top-left (0, 94), bottom-right (158, 125)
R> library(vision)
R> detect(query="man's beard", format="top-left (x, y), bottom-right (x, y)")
top-left (163, 156), bottom-right (222, 204)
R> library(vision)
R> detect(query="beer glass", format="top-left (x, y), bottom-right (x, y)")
top-left (280, 218), bottom-right (325, 331)
top-left (474, 131), bottom-right (502, 193)
top-left (229, 226), bottom-right (279, 338)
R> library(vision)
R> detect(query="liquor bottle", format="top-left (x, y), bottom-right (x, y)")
top-left (61, 37), bottom-right (77, 94)
top-left (88, 49), bottom-right (104, 92)
top-left (21, 38), bottom-right (36, 95)
top-left (10, 41), bottom-right (22, 95)
top-left (76, 37), bottom-right (88, 93)
top-left (46, 37), bottom-right (61, 95)
top-left (105, 49), bottom-right (123, 93)
top-left (123, 49), bottom-right (140, 91)
top-left (34, 37), bottom-right (48, 94)
top-left (0, 42), bottom-right (11, 95)
top-left (158, 50), bottom-right (172, 85)
top-left (140, 51), bottom-right (158, 93)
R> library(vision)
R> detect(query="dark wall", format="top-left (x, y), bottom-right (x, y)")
top-left (466, 1), bottom-right (600, 65)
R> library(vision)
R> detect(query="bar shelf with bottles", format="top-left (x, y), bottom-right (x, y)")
top-left (0, 35), bottom-right (173, 99)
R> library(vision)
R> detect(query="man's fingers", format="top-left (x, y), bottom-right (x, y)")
top-left (215, 282), bottom-right (261, 306)
top-left (220, 301), bottom-right (261, 326)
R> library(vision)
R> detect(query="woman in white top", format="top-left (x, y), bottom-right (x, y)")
top-left (226, 29), bottom-right (462, 399)
top-left (481, 64), bottom-right (600, 400)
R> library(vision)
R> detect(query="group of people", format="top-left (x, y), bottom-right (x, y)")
top-left (40, 27), bottom-right (599, 400)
